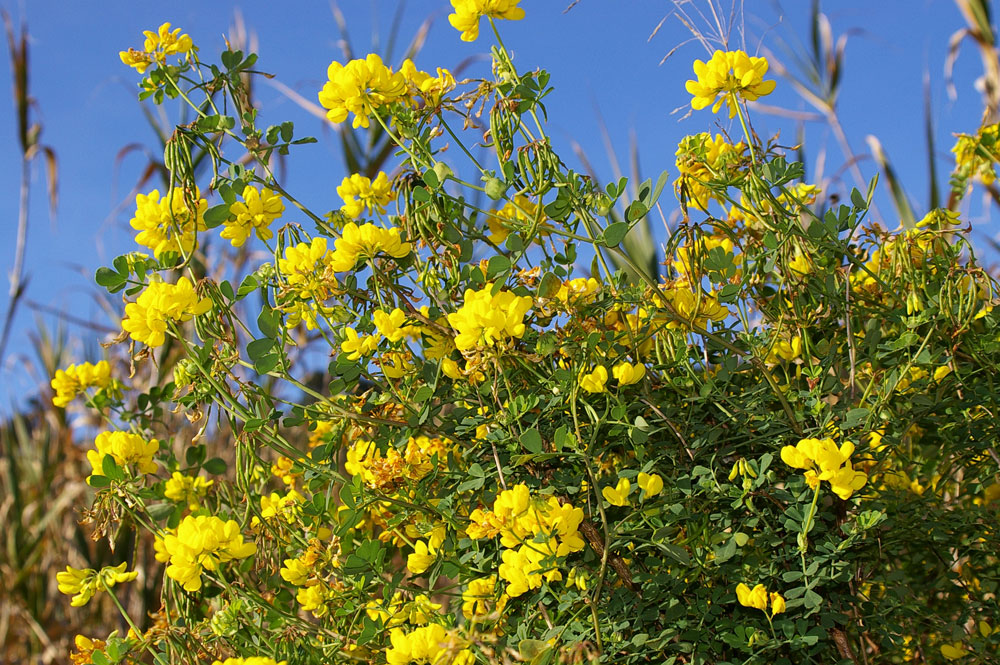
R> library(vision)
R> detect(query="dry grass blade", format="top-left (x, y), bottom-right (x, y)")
top-left (948, 0), bottom-right (1000, 122)
top-left (866, 134), bottom-right (916, 227)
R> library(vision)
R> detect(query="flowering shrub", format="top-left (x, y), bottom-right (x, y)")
top-left (54, 4), bottom-right (1000, 664)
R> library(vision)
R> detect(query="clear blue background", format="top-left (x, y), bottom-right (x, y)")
top-left (0, 0), bottom-right (992, 408)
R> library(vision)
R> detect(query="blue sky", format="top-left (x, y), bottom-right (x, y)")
top-left (0, 0), bottom-right (993, 408)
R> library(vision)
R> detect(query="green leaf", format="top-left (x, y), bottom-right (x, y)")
top-left (603, 222), bottom-right (628, 247)
top-left (204, 203), bottom-right (232, 228)
top-left (520, 428), bottom-right (543, 454)
top-left (422, 167), bottom-right (440, 190)
top-left (204, 458), bottom-right (227, 475)
top-left (247, 338), bottom-right (275, 361)
top-left (487, 254), bottom-right (511, 278)
top-left (537, 272), bottom-right (561, 299)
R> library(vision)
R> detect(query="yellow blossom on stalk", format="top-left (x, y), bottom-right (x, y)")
top-left (485, 195), bottom-right (546, 244)
top-left (764, 335), bottom-right (802, 364)
top-left (57, 563), bottom-right (137, 607)
top-left (212, 659), bottom-right (288, 665)
top-left (70, 635), bottom-right (107, 665)
top-left (952, 123), bottom-right (1000, 187)
top-left (462, 575), bottom-right (503, 619)
top-left (129, 188), bottom-right (207, 259)
top-left (685, 50), bottom-right (776, 118)
top-left (119, 22), bottom-right (193, 73)
top-left (658, 284), bottom-right (729, 330)
top-left (448, 0), bottom-right (525, 42)
top-left (86, 430), bottom-right (159, 480)
top-left (318, 53), bottom-right (407, 129)
top-left (674, 133), bottom-right (746, 210)
top-left (735, 583), bottom-right (768, 611)
top-left (386, 624), bottom-right (473, 665)
top-left (781, 437), bottom-right (868, 499)
top-left (674, 233), bottom-right (736, 278)
top-left (50, 360), bottom-right (111, 408)
top-left (637, 472), bottom-right (663, 498)
top-left (374, 308), bottom-right (419, 343)
top-left (406, 540), bottom-right (436, 575)
top-left (400, 59), bottom-right (457, 108)
top-left (338, 172), bottom-right (393, 219)
top-left (254, 489), bottom-right (304, 525)
top-left (467, 508), bottom-right (503, 539)
top-left (602, 477), bottom-right (631, 506)
top-left (329, 222), bottom-right (412, 272)
top-left (379, 351), bottom-right (414, 379)
top-left (447, 285), bottom-right (533, 351)
top-left (579, 365), bottom-right (609, 394)
top-left (155, 514), bottom-right (256, 592)
top-left (121, 277), bottom-right (212, 347)
top-left (555, 277), bottom-right (601, 305)
top-left (341, 327), bottom-right (379, 360)
top-left (220, 186), bottom-right (284, 247)
top-left (164, 472), bottom-right (213, 511)
top-left (612, 361), bottom-right (645, 386)
top-left (277, 237), bottom-right (338, 330)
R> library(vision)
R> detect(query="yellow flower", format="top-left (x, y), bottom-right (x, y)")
top-left (129, 188), bottom-right (207, 259)
top-left (462, 575), bottom-right (500, 619)
top-left (86, 430), bottom-right (159, 480)
top-left (119, 22), bottom-right (193, 73)
top-left (386, 624), bottom-right (471, 665)
top-left (156, 515), bottom-right (256, 592)
top-left (612, 361), bottom-right (645, 386)
top-left (329, 222), bottom-right (412, 272)
top-left (121, 277), bottom-right (212, 347)
top-left (406, 540), bottom-right (437, 575)
top-left (685, 50), bottom-right (776, 118)
top-left (579, 365), bottom-right (609, 394)
top-left (374, 308), bottom-right (419, 343)
top-left (735, 582), bottom-right (768, 611)
top-left (255, 489), bottom-right (304, 525)
top-left (400, 59), bottom-right (457, 108)
top-left (341, 327), bottom-right (379, 361)
top-left (781, 437), bottom-right (868, 500)
top-left (164, 472), bottom-right (213, 511)
top-left (57, 563), bottom-right (137, 607)
top-left (220, 185), bottom-right (284, 247)
top-left (448, 0), bottom-right (525, 42)
top-left (338, 172), bottom-right (393, 219)
top-left (318, 54), bottom-right (407, 129)
top-left (602, 477), bottom-right (631, 506)
top-left (447, 285), bottom-right (533, 351)
top-left (637, 472), bottom-right (663, 498)
top-left (50, 360), bottom-right (111, 408)
top-left (769, 591), bottom-right (786, 616)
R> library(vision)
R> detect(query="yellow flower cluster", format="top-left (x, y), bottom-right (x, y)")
top-left (602, 472), bottom-right (663, 506)
top-left (255, 489), bottom-right (304, 525)
top-left (164, 472), bottom-right (213, 511)
top-left (468, 484), bottom-right (585, 598)
top-left (346, 436), bottom-right (454, 492)
top-left (485, 195), bottom-right (547, 245)
top-left (736, 582), bottom-right (785, 618)
top-left (448, 0), bottom-right (525, 42)
top-left (119, 22), bottom-right (193, 74)
top-left (155, 515), bottom-right (256, 592)
top-left (220, 185), bottom-right (284, 247)
top-left (330, 222), bottom-right (412, 272)
top-left (673, 232), bottom-right (737, 279)
top-left (280, 537), bottom-right (343, 617)
top-left (86, 430), bottom-right (159, 479)
top-left (447, 284), bottom-right (533, 351)
top-left (952, 123), bottom-right (1000, 186)
top-left (374, 308), bottom-right (421, 343)
top-left (318, 54), bottom-right (407, 129)
top-left (400, 59), bottom-right (457, 108)
top-left (781, 437), bottom-right (868, 500)
top-left (122, 277), bottom-right (212, 347)
top-left (277, 237), bottom-right (339, 329)
top-left (386, 624), bottom-right (474, 665)
top-left (461, 575), bottom-right (505, 620)
top-left (50, 360), bottom-right (111, 408)
top-left (129, 188), bottom-right (207, 259)
top-left (554, 277), bottom-right (601, 306)
top-left (685, 50), bottom-right (776, 118)
top-left (57, 563), bottom-right (137, 607)
top-left (674, 133), bottom-right (745, 210)
top-left (658, 283), bottom-right (729, 330)
top-left (613, 361), bottom-right (646, 386)
top-left (578, 365), bottom-right (608, 394)
top-left (338, 172), bottom-right (393, 219)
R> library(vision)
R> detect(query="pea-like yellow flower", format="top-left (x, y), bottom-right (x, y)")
top-left (121, 277), bottom-right (212, 347)
top-left (220, 185), bottom-right (284, 247)
top-left (50, 360), bottom-right (111, 408)
top-left (341, 327), bottom-right (379, 361)
top-left (602, 477), bottom-right (631, 506)
top-left (781, 437), bottom-right (868, 500)
top-left (447, 285), bottom-right (533, 351)
top-left (164, 472), bottom-right (213, 511)
top-left (129, 188), bottom-right (207, 258)
top-left (612, 361), bottom-right (645, 386)
top-left (119, 22), bottom-right (194, 73)
top-left (386, 624), bottom-right (473, 665)
top-left (155, 515), bottom-right (256, 592)
top-left (400, 59), bottom-right (457, 108)
top-left (448, 0), bottom-right (525, 42)
top-left (735, 582), bottom-right (768, 611)
top-left (637, 472), bottom-right (663, 498)
top-left (769, 591), bottom-right (786, 616)
top-left (318, 54), bottom-right (407, 129)
top-left (338, 172), bottom-right (393, 220)
top-left (86, 430), bottom-right (159, 480)
top-left (462, 575), bottom-right (502, 619)
top-left (329, 222), bottom-right (412, 272)
top-left (406, 540), bottom-right (436, 575)
top-left (374, 308), bottom-right (418, 343)
top-left (579, 365), bottom-right (609, 394)
top-left (685, 50), bottom-right (776, 118)
top-left (57, 563), bottom-right (138, 607)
